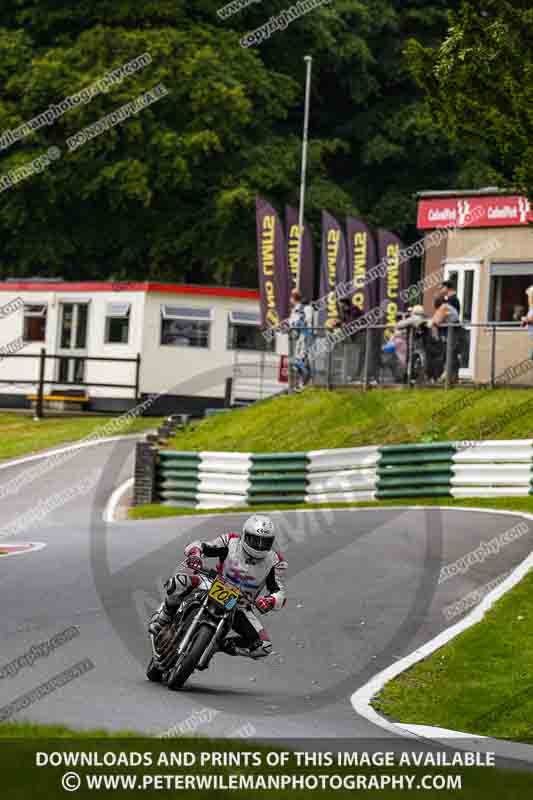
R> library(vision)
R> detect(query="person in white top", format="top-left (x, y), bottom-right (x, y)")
top-left (520, 286), bottom-right (533, 360)
top-left (289, 288), bottom-right (313, 391)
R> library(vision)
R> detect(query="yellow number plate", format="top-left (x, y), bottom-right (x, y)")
top-left (208, 578), bottom-right (241, 608)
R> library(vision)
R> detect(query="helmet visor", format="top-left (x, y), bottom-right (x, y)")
top-left (244, 532), bottom-right (275, 553)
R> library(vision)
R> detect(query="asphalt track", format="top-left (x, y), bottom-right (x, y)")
top-left (1, 437), bottom-right (532, 743)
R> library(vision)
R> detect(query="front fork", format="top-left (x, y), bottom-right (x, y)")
top-left (176, 597), bottom-right (209, 655)
top-left (196, 617), bottom-right (227, 670)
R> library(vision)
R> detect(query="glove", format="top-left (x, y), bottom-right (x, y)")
top-left (256, 596), bottom-right (275, 614)
top-left (185, 547), bottom-right (203, 571)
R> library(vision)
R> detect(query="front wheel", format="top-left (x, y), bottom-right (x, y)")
top-left (166, 623), bottom-right (214, 690)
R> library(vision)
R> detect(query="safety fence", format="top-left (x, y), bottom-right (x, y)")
top-left (134, 436), bottom-right (533, 508)
top-left (291, 323), bottom-right (533, 391)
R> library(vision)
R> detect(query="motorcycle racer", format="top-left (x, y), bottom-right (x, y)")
top-left (149, 514), bottom-right (287, 659)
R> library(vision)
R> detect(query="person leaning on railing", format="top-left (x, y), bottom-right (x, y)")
top-left (432, 296), bottom-right (462, 383)
top-left (334, 298), bottom-right (365, 382)
top-left (520, 285), bottom-right (533, 361)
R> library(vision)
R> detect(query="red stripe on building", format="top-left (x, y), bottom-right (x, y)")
top-left (0, 281), bottom-right (260, 299)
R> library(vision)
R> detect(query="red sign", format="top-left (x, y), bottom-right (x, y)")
top-left (417, 195), bottom-right (532, 230)
top-left (278, 355), bottom-right (289, 383)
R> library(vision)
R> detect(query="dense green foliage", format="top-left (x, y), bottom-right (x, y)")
top-left (0, 1), bottom-right (503, 285)
top-left (406, 0), bottom-right (533, 201)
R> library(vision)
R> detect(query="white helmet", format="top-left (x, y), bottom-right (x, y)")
top-left (242, 514), bottom-right (275, 560)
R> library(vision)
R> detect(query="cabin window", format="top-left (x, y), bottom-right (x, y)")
top-left (488, 263), bottom-right (533, 323)
top-left (23, 304), bottom-right (47, 342)
top-left (160, 305), bottom-right (212, 348)
top-left (227, 311), bottom-right (273, 351)
top-left (105, 302), bottom-right (131, 344)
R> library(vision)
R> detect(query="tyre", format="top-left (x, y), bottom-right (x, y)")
top-left (146, 657), bottom-right (163, 683)
top-left (166, 623), bottom-right (213, 690)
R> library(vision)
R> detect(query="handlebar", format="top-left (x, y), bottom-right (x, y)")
top-left (178, 561), bottom-right (252, 606)
top-left (179, 561), bottom-right (218, 580)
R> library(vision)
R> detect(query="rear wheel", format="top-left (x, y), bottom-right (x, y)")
top-left (166, 624), bottom-right (214, 690)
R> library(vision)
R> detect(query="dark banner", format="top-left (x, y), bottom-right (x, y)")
top-left (285, 206), bottom-right (314, 302)
top-left (377, 229), bottom-right (409, 342)
top-left (256, 197), bottom-right (290, 328)
top-left (346, 217), bottom-right (378, 315)
top-left (319, 210), bottom-right (347, 329)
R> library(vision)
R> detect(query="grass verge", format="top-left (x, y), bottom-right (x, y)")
top-left (374, 564), bottom-right (533, 742)
top-left (0, 413), bottom-right (161, 461)
top-left (166, 387), bottom-right (533, 453)
top-left (129, 495), bottom-right (533, 520)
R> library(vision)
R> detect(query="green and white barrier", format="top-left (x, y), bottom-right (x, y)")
top-left (156, 447), bottom-right (380, 508)
top-left (152, 440), bottom-right (533, 508)
top-left (376, 440), bottom-right (533, 499)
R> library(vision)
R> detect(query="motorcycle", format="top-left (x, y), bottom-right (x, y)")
top-left (146, 566), bottom-right (249, 690)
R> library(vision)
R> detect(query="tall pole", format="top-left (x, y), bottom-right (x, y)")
top-left (296, 55), bottom-right (313, 293)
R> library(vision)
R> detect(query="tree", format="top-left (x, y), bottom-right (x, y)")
top-left (406, 0), bottom-right (533, 200)
top-left (0, 0), bottom-right (498, 285)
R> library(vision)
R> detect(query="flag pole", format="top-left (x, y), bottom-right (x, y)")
top-left (296, 55), bottom-right (313, 293)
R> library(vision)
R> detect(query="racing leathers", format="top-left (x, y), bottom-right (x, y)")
top-left (149, 533), bottom-right (287, 659)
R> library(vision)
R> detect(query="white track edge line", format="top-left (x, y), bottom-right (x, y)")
top-left (0, 433), bottom-right (146, 473)
top-left (104, 478), bottom-right (134, 523)
top-left (350, 505), bottom-right (533, 760)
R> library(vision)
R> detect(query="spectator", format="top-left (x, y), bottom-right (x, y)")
top-left (396, 305), bottom-right (431, 383)
top-left (432, 296), bottom-right (462, 382)
top-left (334, 297), bottom-right (365, 382)
top-left (439, 280), bottom-right (461, 316)
top-left (520, 286), bottom-right (533, 360)
top-left (396, 304), bottom-right (428, 332)
top-left (289, 288), bottom-right (313, 392)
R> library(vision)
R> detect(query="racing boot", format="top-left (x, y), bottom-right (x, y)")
top-left (148, 601), bottom-right (173, 638)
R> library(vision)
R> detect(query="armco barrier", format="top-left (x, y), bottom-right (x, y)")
top-left (376, 440), bottom-right (533, 499)
top-left (376, 443), bottom-right (455, 499)
top-left (150, 447), bottom-right (380, 508)
top-left (134, 435), bottom-right (533, 509)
